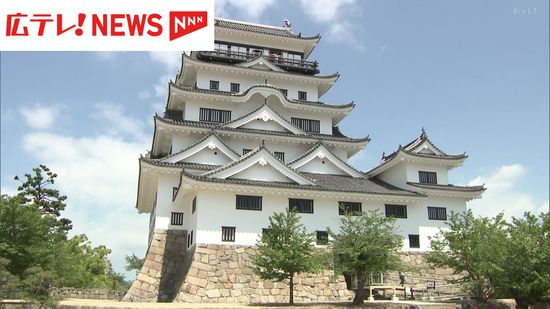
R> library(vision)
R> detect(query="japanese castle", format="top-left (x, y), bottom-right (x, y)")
top-left (127, 17), bottom-right (485, 302)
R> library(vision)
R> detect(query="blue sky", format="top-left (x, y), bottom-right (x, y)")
top-left (1, 0), bottom-right (548, 278)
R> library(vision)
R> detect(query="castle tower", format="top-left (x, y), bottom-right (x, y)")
top-left (124, 18), bottom-right (485, 303)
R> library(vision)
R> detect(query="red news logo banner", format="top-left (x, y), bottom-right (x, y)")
top-left (0, 0), bottom-right (214, 51)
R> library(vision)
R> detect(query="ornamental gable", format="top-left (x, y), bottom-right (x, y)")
top-left (162, 134), bottom-right (239, 165)
top-left (288, 143), bottom-right (365, 178)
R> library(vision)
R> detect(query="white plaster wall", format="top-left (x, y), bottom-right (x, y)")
top-left (185, 148), bottom-right (234, 165)
top-left (296, 157), bottom-right (347, 175)
top-left (224, 139), bottom-right (311, 163)
top-left (405, 163), bottom-right (449, 185)
top-left (172, 135), bottom-right (201, 154)
top-left (240, 119), bottom-right (290, 132)
top-left (193, 190), bottom-right (465, 252)
top-left (377, 163), bottom-right (407, 187)
top-left (196, 71), bottom-right (319, 101)
top-left (153, 174), bottom-right (182, 230)
top-left (229, 164), bottom-right (291, 182)
top-left (183, 97), bottom-right (333, 134)
top-left (170, 132), bottom-right (316, 163)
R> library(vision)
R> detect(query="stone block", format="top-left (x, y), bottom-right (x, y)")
top-left (205, 289), bottom-right (221, 298)
top-left (230, 289), bottom-right (241, 297)
top-left (187, 276), bottom-right (208, 288)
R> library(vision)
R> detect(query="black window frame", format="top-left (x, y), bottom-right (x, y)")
top-left (338, 201), bottom-right (362, 215)
top-left (192, 197), bottom-right (196, 214)
top-left (289, 198), bottom-right (314, 214)
top-left (385, 204), bottom-right (407, 219)
top-left (419, 171), bottom-right (438, 184)
top-left (409, 234), bottom-right (420, 249)
top-left (230, 82), bottom-right (240, 93)
top-left (221, 226), bottom-right (236, 242)
top-left (242, 149), bottom-right (252, 155)
top-left (316, 230), bottom-right (329, 245)
top-left (171, 212), bottom-right (184, 226)
top-left (298, 91), bottom-right (307, 101)
top-left (280, 88), bottom-right (288, 96)
top-left (172, 187), bottom-right (178, 201)
top-left (209, 80), bottom-right (219, 90)
top-left (236, 195), bottom-right (262, 211)
top-left (291, 117), bottom-right (320, 133)
top-left (199, 107), bottom-right (231, 123)
top-left (427, 206), bottom-right (447, 220)
top-left (274, 151), bottom-right (285, 161)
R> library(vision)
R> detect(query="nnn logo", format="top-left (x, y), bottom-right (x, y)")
top-left (169, 11), bottom-right (207, 41)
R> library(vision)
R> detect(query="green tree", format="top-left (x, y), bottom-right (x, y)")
top-left (251, 208), bottom-right (324, 304)
top-left (428, 210), bottom-right (509, 301)
top-left (1, 165), bottom-right (126, 299)
top-left (328, 209), bottom-right (404, 305)
top-left (14, 164), bottom-right (72, 233)
top-left (125, 253), bottom-right (144, 275)
top-left (0, 195), bottom-right (56, 276)
top-left (498, 212), bottom-right (550, 309)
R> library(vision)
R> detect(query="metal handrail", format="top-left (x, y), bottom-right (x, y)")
top-left (199, 49), bottom-right (318, 70)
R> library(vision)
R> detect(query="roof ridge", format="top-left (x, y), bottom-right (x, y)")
top-left (155, 116), bottom-right (370, 143)
top-left (219, 103), bottom-right (307, 136)
top-left (160, 132), bottom-right (240, 162)
top-left (288, 142), bottom-right (366, 178)
top-left (169, 82), bottom-right (354, 109)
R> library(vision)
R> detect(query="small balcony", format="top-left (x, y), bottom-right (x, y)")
top-left (197, 49), bottom-right (320, 75)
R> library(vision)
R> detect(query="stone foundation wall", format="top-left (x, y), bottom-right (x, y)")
top-left (50, 287), bottom-right (126, 300)
top-left (123, 229), bottom-right (192, 302)
top-left (175, 244), bottom-right (461, 303)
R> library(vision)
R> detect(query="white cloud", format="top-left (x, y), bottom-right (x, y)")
top-left (18, 104), bottom-right (151, 278)
top-left (299, 0), bottom-right (364, 50)
top-left (94, 51), bottom-right (124, 61)
top-left (215, 0), bottom-right (275, 19)
top-left (299, 0), bottom-right (356, 23)
top-left (21, 129), bottom-right (149, 278)
top-left (148, 51), bottom-right (182, 71)
top-left (468, 164), bottom-right (549, 219)
top-left (93, 103), bottom-right (146, 140)
top-left (19, 104), bottom-right (60, 129)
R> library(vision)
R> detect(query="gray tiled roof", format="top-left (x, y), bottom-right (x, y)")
top-left (160, 132), bottom-right (240, 162)
top-left (215, 18), bottom-right (320, 40)
top-left (287, 142), bottom-right (366, 178)
top-left (182, 171), bottom-right (423, 197)
top-left (156, 116), bottom-right (371, 144)
top-left (406, 182), bottom-right (486, 192)
top-left (141, 158), bottom-right (220, 170)
top-left (170, 83), bottom-right (354, 110)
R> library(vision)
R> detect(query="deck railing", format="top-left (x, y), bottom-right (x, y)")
top-left (198, 49), bottom-right (319, 73)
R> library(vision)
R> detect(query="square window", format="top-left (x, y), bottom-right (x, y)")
top-left (289, 198), bottom-right (314, 214)
top-left (427, 207), bottom-right (447, 220)
top-left (221, 226), bottom-right (236, 242)
top-left (171, 212), bottom-right (184, 225)
top-left (419, 171), bottom-right (437, 184)
top-left (230, 83), bottom-right (240, 93)
top-left (338, 201), bottom-right (362, 215)
top-left (409, 234), bottom-right (420, 248)
top-left (291, 117), bottom-right (320, 133)
top-left (209, 80), bottom-right (219, 90)
top-left (242, 149), bottom-right (252, 155)
top-left (385, 204), bottom-right (407, 218)
top-left (316, 231), bottom-right (328, 245)
top-left (280, 89), bottom-right (288, 96)
top-left (298, 91), bottom-right (307, 101)
top-left (236, 195), bottom-right (262, 211)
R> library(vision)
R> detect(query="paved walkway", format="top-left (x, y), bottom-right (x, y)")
top-left (58, 298), bottom-right (461, 308)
